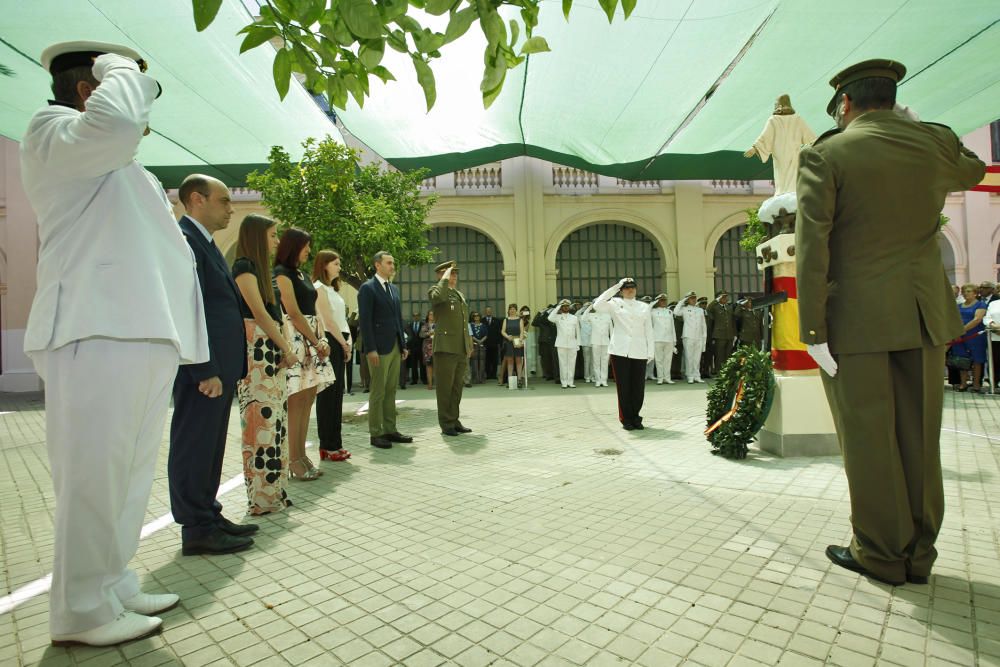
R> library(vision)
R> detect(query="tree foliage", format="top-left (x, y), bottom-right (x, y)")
top-left (246, 137), bottom-right (437, 289)
top-left (191, 0), bottom-right (639, 111)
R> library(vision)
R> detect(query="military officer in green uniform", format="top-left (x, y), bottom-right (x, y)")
top-left (735, 297), bottom-right (763, 350)
top-left (796, 59), bottom-right (986, 585)
top-left (429, 261), bottom-right (474, 436)
top-left (706, 291), bottom-right (736, 373)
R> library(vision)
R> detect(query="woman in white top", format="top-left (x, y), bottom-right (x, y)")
top-left (676, 291), bottom-right (707, 383)
top-left (593, 278), bottom-right (654, 430)
top-left (313, 250), bottom-right (353, 462)
top-left (650, 294), bottom-right (677, 384)
top-left (548, 299), bottom-right (582, 388)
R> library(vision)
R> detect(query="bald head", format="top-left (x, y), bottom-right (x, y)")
top-left (179, 174), bottom-right (233, 233)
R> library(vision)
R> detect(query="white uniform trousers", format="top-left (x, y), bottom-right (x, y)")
top-left (592, 345), bottom-right (610, 386)
top-left (556, 347), bottom-right (577, 387)
top-left (682, 337), bottom-right (703, 382)
top-left (35, 338), bottom-right (179, 635)
top-left (654, 342), bottom-right (675, 383)
top-left (646, 358), bottom-right (655, 379)
top-left (581, 345), bottom-right (593, 381)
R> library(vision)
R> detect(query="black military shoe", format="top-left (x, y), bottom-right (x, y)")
top-left (825, 545), bottom-right (903, 585)
top-left (454, 425), bottom-right (472, 433)
top-left (216, 517), bottom-right (259, 537)
top-left (384, 432), bottom-right (413, 443)
top-left (370, 436), bottom-right (392, 449)
top-left (182, 530), bottom-right (253, 556)
top-left (441, 428), bottom-right (459, 436)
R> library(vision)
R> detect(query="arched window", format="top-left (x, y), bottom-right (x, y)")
top-left (939, 235), bottom-right (957, 284)
top-left (392, 226), bottom-right (504, 319)
top-left (713, 225), bottom-right (763, 297)
top-left (556, 223), bottom-right (661, 302)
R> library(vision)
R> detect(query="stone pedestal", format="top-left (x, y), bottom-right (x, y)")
top-left (758, 373), bottom-right (839, 457)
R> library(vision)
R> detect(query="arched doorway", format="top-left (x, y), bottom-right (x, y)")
top-left (392, 225), bottom-right (505, 319)
top-left (713, 225), bottom-right (763, 297)
top-left (556, 223), bottom-right (661, 302)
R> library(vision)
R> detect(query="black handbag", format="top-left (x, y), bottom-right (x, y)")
top-left (946, 349), bottom-right (973, 371)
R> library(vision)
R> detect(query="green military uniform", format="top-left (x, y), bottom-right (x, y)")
top-left (706, 294), bottom-right (736, 373)
top-left (429, 262), bottom-right (473, 433)
top-left (735, 302), bottom-right (763, 349)
top-left (797, 59), bottom-right (985, 583)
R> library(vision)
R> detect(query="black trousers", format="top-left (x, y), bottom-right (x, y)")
top-left (408, 346), bottom-right (426, 384)
top-left (538, 341), bottom-right (553, 379)
top-left (610, 355), bottom-right (647, 426)
top-left (317, 332), bottom-right (347, 451)
top-left (168, 376), bottom-right (236, 540)
top-left (485, 342), bottom-right (500, 380)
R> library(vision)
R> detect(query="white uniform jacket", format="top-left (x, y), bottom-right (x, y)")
top-left (651, 308), bottom-right (677, 344)
top-left (548, 309), bottom-right (581, 351)
top-left (21, 55), bottom-right (208, 365)
top-left (583, 308), bottom-right (612, 346)
top-left (593, 285), bottom-right (654, 360)
top-left (578, 311), bottom-right (592, 346)
top-left (676, 304), bottom-right (707, 353)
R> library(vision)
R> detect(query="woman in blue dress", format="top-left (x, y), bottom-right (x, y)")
top-left (954, 283), bottom-right (988, 392)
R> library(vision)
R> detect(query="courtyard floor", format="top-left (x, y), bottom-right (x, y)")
top-left (0, 377), bottom-right (998, 666)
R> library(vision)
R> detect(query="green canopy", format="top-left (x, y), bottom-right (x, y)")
top-left (1, 0), bottom-right (997, 184)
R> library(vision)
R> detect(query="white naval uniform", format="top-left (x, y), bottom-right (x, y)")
top-left (549, 308), bottom-right (581, 387)
top-left (578, 310), bottom-right (593, 381)
top-left (676, 304), bottom-right (707, 382)
top-left (584, 308), bottom-right (613, 386)
top-left (651, 307), bottom-right (677, 384)
top-left (21, 54), bottom-right (209, 636)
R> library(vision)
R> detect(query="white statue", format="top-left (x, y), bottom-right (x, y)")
top-left (744, 94), bottom-right (816, 195)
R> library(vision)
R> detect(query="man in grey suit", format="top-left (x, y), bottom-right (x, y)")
top-left (357, 251), bottom-right (413, 449)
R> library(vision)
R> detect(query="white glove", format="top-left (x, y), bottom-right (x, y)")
top-left (807, 343), bottom-right (838, 377)
top-left (893, 103), bottom-right (920, 122)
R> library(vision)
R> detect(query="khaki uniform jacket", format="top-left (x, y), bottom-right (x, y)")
top-left (735, 308), bottom-right (763, 344)
top-left (796, 110), bottom-right (985, 354)
top-left (706, 300), bottom-right (735, 340)
top-left (429, 278), bottom-right (472, 355)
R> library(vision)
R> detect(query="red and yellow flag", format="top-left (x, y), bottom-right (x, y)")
top-left (972, 166), bottom-right (1000, 193)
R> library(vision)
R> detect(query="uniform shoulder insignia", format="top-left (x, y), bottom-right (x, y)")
top-left (811, 127), bottom-right (841, 145)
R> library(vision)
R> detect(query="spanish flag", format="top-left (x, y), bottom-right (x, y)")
top-left (972, 166), bottom-right (1000, 193)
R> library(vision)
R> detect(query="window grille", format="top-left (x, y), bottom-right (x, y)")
top-left (713, 225), bottom-right (764, 297)
top-left (556, 224), bottom-right (661, 302)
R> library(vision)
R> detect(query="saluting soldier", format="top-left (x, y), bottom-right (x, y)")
top-left (735, 297), bottom-right (764, 350)
top-left (429, 261), bottom-right (474, 436)
top-left (796, 59), bottom-right (986, 586)
top-left (706, 291), bottom-right (736, 374)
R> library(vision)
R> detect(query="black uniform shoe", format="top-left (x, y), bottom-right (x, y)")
top-left (441, 428), bottom-right (460, 436)
top-left (384, 432), bottom-right (413, 443)
top-left (825, 545), bottom-right (903, 585)
top-left (906, 573), bottom-right (929, 585)
top-left (370, 436), bottom-right (392, 449)
top-left (454, 425), bottom-right (472, 433)
top-left (216, 517), bottom-right (259, 537)
top-left (622, 423), bottom-right (635, 431)
top-left (182, 530), bottom-right (254, 556)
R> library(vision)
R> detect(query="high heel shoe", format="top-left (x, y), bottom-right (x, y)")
top-left (289, 459), bottom-right (319, 481)
top-left (319, 449), bottom-right (351, 462)
top-left (302, 456), bottom-right (323, 476)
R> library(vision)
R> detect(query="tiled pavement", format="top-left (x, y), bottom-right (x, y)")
top-left (0, 378), bottom-right (998, 666)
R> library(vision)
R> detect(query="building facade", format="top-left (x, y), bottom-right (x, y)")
top-left (1, 125), bottom-right (997, 390)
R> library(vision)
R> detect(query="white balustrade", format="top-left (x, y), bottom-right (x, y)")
top-left (455, 164), bottom-right (502, 193)
top-left (552, 166), bottom-right (599, 192)
top-left (708, 179), bottom-right (753, 194)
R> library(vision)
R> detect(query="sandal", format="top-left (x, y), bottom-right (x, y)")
top-left (289, 459), bottom-right (320, 481)
top-left (303, 456), bottom-right (323, 476)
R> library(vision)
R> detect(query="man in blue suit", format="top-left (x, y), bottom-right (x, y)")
top-left (357, 251), bottom-right (413, 449)
top-left (169, 175), bottom-right (257, 555)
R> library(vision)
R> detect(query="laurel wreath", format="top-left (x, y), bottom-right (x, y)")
top-left (704, 346), bottom-right (776, 459)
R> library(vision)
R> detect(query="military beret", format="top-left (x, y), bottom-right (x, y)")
top-left (41, 40), bottom-right (146, 74)
top-left (826, 58), bottom-right (906, 116)
top-left (435, 260), bottom-right (458, 273)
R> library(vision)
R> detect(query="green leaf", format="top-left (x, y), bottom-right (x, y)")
top-left (343, 74), bottom-right (366, 107)
top-left (273, 48), bottom-right (292, 100)
top-left (340, 0), bottom-right (384, 39)
top-left (480, 50), bottom-right (505, 92)
top-left (519, 35), bottom-right (550, 55)
top-left (621, 0), bottom-right (638, 19)
top-left (562, 0), bottom-right (572, 20)
top-left (411, 56), bottom-right (436, 111)
top-left (482, 72), bottom-right (505, 108)
top-left (377, 0), bottom-right (408, 22)
top-left (508, 19), bottom-right (520, 49)
top-left (424, 0), bottom-right (457, 15)
top-left (192, 0), bottom-right (223, 31)
top-left (597, 0), bottom-right (618, 22)
top-left (444, 6), bottom-right (476, 44)
top-left (358, 39), bottom-right (384, 68)
top-left (297, 0), bottom-right (326, 25)
top-left (326, 74), bottom-right (349, 109)
top-left (370, 65), bottom-right (396, 82)
top-left (479, 6), bottom-right (506, 51)
top-left (412, 29), bottom-right (445, 53)
top-left (239, 24), bottom-right (280, 53)
top-left (386, 29), bottom-right (408, 52)
top-left (291, 42), bottom-right (315, 72)
top-left (394, 15), bottom-right (422, 33)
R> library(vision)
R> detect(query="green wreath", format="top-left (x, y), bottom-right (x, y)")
top-left (704, 346), bottom-right (776, 459)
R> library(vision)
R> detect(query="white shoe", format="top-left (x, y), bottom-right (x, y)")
top-left (666, 380), bottom-right (675, 384)
top-left (123, 592), bottom-right (180, 615)
top-left (569, 384), bottom-right (576, 388)
top-left (696, 378), bottom-right (705, 383)
top-left (51, 611), bottom-right (162, 647)
top-left (688, 379), bottom-right (695, 384)
top-left (656, 379), bottom-right (664, 385)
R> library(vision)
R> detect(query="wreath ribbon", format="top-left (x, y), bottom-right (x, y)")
top-left (704, 378), bottom-right (746, 436)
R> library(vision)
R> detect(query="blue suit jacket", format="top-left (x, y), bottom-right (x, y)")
top-left (358, 276), bottom-right (405, 355)
top-left (176, 216), bottom-right (247, 385)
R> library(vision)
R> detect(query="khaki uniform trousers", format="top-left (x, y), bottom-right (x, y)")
top-left (433, 351), bottom-right (468, 430)
top-left (368, 343), bottom-right (401, 436)
top-left (821, 335), bottom-right (946, 582)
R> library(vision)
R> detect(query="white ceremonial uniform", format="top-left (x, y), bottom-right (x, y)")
top-left (584, 308), bottom-right (613, 386)
top-left (21, 54), bottom-right (209, 636)
top-left (676, 304), bottom-right (707, 382)
top-left (651, 307), bottom-right (677, 384)
top-left (578, 310), bottom-right (593, 382)
top-left (594, 290), bottom-right (654, 361)
top-left (549, 308), bottom-right (581, 387)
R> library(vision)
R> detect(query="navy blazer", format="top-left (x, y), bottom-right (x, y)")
top-left (357, 276), bottom-right (406, 355)
top-left (176, 216), bottom-right (247, 385)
